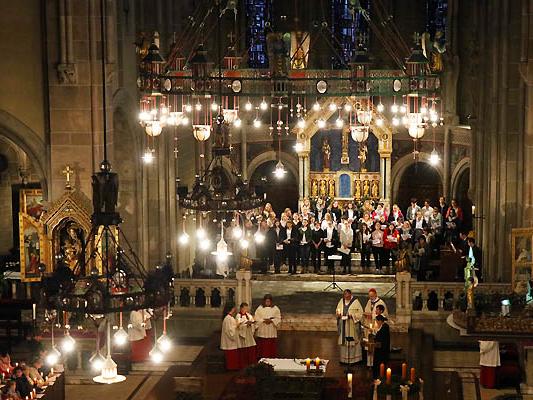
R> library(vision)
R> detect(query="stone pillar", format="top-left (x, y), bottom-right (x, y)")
top-left (240, 129), bottom-right (247, 181)
top-left (235, 269), bottom-right (244, 306)
top-left (243, 270), bottom-right (252, 307)
top-left (521, 345), bottom-right (533, 395)
top-left (378, 134), bottom-right (392, 202)
top-left (297, 155), bottom-right (304, 200)
top-left (303, 153), bottom-right (310, 198)
top-left (395, 272), bottom-right (412, 326)
top-left (443, 128), bottom-right (451, 199)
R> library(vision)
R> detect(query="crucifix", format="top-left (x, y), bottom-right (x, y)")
top-left (62, 165), bottom-right (74, 189)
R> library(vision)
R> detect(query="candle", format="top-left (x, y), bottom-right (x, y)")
top-left (305, 358), bottom-right (311, 371)
top-left (402, 363), bottom-right (407, 379)
top-left (51, 367), bottom-right (54, 375)
top-left (472, 205), bottom-right (476, 216)
top-left (410, 367), bottom-right (416, 382)
top-left (347, 373), bottom-right (353, 398)
top-left (379, 363), bottom-right (385, 377)
top-left (386, 368), bottom-right (392, 385)
top-left (315, 357), bottom-right (320, 368)
top-left (32, 303), bottom-right (36, 320)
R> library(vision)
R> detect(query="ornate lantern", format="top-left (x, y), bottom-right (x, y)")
top-left (350, 126), bottom-right (369, 143)
top-left (190, 45), bottom-right (213, 94)
top-left (350, 43), bottom-right (371, 94)
top-left (141, 41), bottom-right (166, 96)
top-left (192, 124), bottom-right (212, 141)
top-left (405, 34), bottom-right (429, 92)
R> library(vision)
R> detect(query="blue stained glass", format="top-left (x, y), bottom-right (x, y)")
top-left (245, 0), bottom-right (272, 68)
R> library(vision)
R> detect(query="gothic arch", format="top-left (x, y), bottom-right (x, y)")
top-left (451, 157), bottom-right (470, 199)
top-left (0, 109), bottom-right (48, 197)
top-left (391, 152), bottom-right (444, 203)
top-left (247, 150), bottom-right (299, 181)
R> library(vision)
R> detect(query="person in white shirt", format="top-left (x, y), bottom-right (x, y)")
top-left (339, 219), bottom-right (354, 274)
top-left (220, 304), bottom-right (240, 370)
top-left (129, 309), bottom-right (153, 362)
top-left (236, 302), bottom-right (257, 368)
top-left (254, 294), bottom-right (282, 358)
top-left (421, 200), bottom-right (433, 222)
top-left (323, 219), bottom-right (338, 273)
top-left (479, 341), bottom-right (500, 388)
top-left (364, 288), bottom-right (389, 322)
top-left (336, 289), bottom-right (363, 364)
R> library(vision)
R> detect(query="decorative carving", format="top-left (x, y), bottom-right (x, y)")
top-left (341, 128), bottom-right (350, 164)
top-left (311, 179), bottom-right (319, 197)
top-left (358, 142), bottom-right (368, 171)
top-left (322, 137), bottom-right (331, 171)
top-left (57, 63), bottom-right (77, 84)
top-left (362, 180), bottom-right (370, 197)
top-left (310, 172), bottom-right (380, 200)
top-left (371, 180), bottom-right (379, 198)
top-left (328, 179), bottom-right (336, 198)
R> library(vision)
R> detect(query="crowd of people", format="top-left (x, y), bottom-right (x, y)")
top-left (0, 347), bottom-right (50, 400)
top-left (215, 196), bottom-right (479, 281)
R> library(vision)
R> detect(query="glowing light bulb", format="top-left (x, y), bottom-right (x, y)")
top-left (60, 333), bottom-right (76, 354)
top-left (317, 119), bottom-right (326, 129)
top-left (399, 105), bottom-right (407, 114)
top-left (255, 232), bottom-right (265, 244)
top-left (113, 328), bottom-right (128, 346)
top-left (138, 111), bottom-right (150, 121)
top-left (401, 116), bottom-right (408, 125)
top-left (253, 119), bottom-right (261, 128)
top-left (196, 228), bottom-right (206, 240)
top-left (211, 102), bottom-right (218, 111)
top-left (328, 102), bottom-right (337, 111)
top-left (392, 117), bottom-right (400, 126)
top-left (429, 150), bottom-right (440, 165)
top-left (260, 99), bottom-right (268, 110)
top-left (142, 150), bottom-right (154, 164)
top-left (294, 142), bottom-right (304, 152)
top-left (178, 232), bottom-right (189, 245)
top-left (185, 104), bottom-right (192, 113)
top-left (312, 102), bottom-right (321, 111)
top-left (157, 334), bottom-right (172, 353)
top-left (430, 112), bottom-right (439, 122)
top-left (245, 101), bottom-right (253, 111)
top-left (199, 239), bottom-right (211, 251)
top-left (150, 346), bottom-right (164, 363)
top-left (377, 103), bottom-right (384, 113)
top-left (195, 102), bottom-right (202, 111)
top-left (181, 116), bottom-right (189, 125)
top-left (343, 103), bottom-right (352, 112)
top-left (376, 118), bottom-right (384, 127)
top-left (89, 352), bottom-right (105, 372)
top-left (335, 118), bottom-right (344, 128)
top-left (391, 104), bottom-right (399, 113)
top-left (297, 118), bottom-right (305, 129)
top-left (45, 348), bottom-right (61, 366)
top-left (240, 239), bottom-right (249, 249)
top-left (232, 226), bottom-right (243, 239)
top-left (420, 106), bottom-right (428, 114)
top-left (233, 118), bottom-right (242, 128)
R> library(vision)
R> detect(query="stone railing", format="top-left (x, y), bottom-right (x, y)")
top-left (173, 270), bottom-right (252, 310)
top-left (394, 272), bottom-right (511, 324)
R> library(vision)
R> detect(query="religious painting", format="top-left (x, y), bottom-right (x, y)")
top-left (19, 213), bottom-right (45, 282)
top-left (53, 219), bottom-right (85, 273)
top-left (511, 228), bottom-right (533, 294)
top-left (20, 189), bottom-right (44, 221)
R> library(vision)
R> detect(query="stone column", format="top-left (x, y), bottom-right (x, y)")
top-left (243, 270), bottom-right (252, 307)
top-left (378, 134), bottom-right (392, 202)
top-left (303, 153), bottom-right (310, 198)
top-left (236, 269), bottom-right (244, 306)
top-left (395, 272), bottom-right (412, 326)
top-left (443, 128), bottom-right (451, 198)
top-left (297, 155), bottom-right (304, 200)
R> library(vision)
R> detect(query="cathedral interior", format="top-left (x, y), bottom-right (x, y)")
top-left (0, 1), bottom-right (533, 399)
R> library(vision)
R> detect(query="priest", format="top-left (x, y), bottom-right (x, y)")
top-left (254, 294), bottom-right (282, 358)
top-left (364, 288), bottom-right (389, 322)
top-left (335, 289), bottom-right (363, 364)
top-left (236, 302), bottom-right (257, 368)
top-left (220, 304), bottom-right (240, 370)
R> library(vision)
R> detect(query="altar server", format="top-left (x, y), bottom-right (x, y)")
top-left (335, 289), bottom-right (363, 364)
top-left (236, 302), bottom-right (256, 367)
top-left (220, 304), bottom-right (240, 370)
top-left (254, 294), bottom-right (282, 358)
top-left (479, 340), bottom-right (500, 388)
top-left (128, 309), bottom-right (153, 362)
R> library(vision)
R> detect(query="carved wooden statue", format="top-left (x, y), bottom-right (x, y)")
top-left (322, 138), bottom-right (331, 171)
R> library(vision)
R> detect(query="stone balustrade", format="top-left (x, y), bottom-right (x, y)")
top-left (173, 270), bottom-right (252, 310)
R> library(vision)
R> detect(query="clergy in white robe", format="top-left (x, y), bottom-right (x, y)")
top-left (128, 309), bottom-right (153, 362)
top-left (479, 341), bottom-right (500, 388)
top-left (220, 305), bottom-right (240, 370)
top-left (364, 288), bottom-right (389, 323)
top-left (254, 294), bottom-right (282, 358)
top-left (336, 289), bottom-right (363, 364)
top-left (236, 302), bottom-right (257, 367)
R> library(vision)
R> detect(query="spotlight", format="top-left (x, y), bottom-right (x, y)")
top-left (317, 119), bottom-right (326, 129)
top-left (376, 103), bottom-right (384, 113)
top-left (253, 119), bottom-right (261, 128)
top-left (178, 232), bottom-right (189, 245)
top-left (113, 327), bottom-right (129, 346)
top-left (260, 99), bottom-right (268, 110)
top-left (244, 101), bottom-right (253, 111)
top-left (312, 102), bottom-right (321, 111)
top-left (335, 118), bottom-right (344, 128)
top-left (196, 228), bottom-right (206, 240)
top-left (157, 334), bottom-right (172, 353)
top-left (142, 150), bottom-right (154, 164)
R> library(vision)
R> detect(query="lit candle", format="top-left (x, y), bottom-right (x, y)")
top-left (472, 205), bottom-right (476, 216)
top-left (379, 363), bottom-right (385, 377)
top-left (315, 357), bottom-right (320, 368)
top-left (32, 303), bottom-right (36, 320)
top-left (402, 363), bottom-right (407, 379)
top-left (347, 373), bottom-right (353, 398)
top-left (51, 367), bottom-right (54, 375)
top-left (305, 358), bottom-right (311, 371)
top-left (410, 367), bottom-right (416, 382)
top-left (386, 368), bottom-right (392, 385)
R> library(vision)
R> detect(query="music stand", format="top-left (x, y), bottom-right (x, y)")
top-left (345, 336), bottom-right (355, 373)
top-left (324, 254), bottom-right (343, 291)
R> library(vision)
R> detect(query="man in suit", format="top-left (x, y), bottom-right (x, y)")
top-left (372, 314), bottom-right (390, 378)
top-left (281, 220), bottom-right (299, 274)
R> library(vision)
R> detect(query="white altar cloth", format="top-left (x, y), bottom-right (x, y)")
top-left (259, 358), bottom-right (329, 374)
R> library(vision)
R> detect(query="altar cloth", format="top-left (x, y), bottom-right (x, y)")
top-left (259, 358), bottom-right (329, 374)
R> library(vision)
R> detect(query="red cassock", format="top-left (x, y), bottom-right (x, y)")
top-left (224, 349), bottom-right (240, 370)
top-left (130, 329), bottom-right (153, 362)
top-left (480, 366), bottom-right (496, 388)
top-left (256, 337), bottom-right (277, 359)
top-left (238, 346), bottom-right (257, 368)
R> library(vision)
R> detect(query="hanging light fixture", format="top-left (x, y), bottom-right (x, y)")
top-left (89, 351), bottom-right (106, 372)
top-left (113, 312), bottom-right (129, 346)
top-left (60, 330), bottom-right (76, 354)
top-left (350, 126), bottom-right (369, 143)
top-left (211, 224), bottom-right (232, 262)
top-left (142, 149), bottom-right (154, 164)
top-left (93, 316), bottom-right (125, 384)
top-left (156, 308), bottom-right (173, 353)
top-left (429, 149), bottom-right (440, 165)
top-left (273, 160), bottom-right (287, 179)
top-left (192, 125), bottom-right (211, 141)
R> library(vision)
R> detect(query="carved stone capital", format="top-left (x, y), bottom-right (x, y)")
top-left (57, 63), bottom-right (77, 84)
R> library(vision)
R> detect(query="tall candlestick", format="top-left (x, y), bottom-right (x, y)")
top-left (402, 363), bottom-right (407, 379)
top-left (386, 368), bottom-right (392, 385)
top-left (347, 373), bottom-right (353, 398)
top-left (410, 367), bottom-right (416, 382)
top-left (32, 303), bottom-right (36, 321)
top-left (379, 363), bottom-right (385, 377)
top-left (315, 357), bottom-right (320, 369)
top-left (373, 379), bottom-right (381, 400)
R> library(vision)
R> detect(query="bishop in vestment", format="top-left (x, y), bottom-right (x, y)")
top-left (336, 289), bottom-right (363, 364)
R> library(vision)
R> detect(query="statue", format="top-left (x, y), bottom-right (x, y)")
top-left (319, 180), bottom-right (327, 197)
top-left (322, 138), bottom-right (331, 171)
top-left (61, 224), bottom-right (82, 271)
top-left (362, 180), bottom-right (370, 197)
top-left (328, 179), bottom-right (336, 198)
top-left (358, 142), bottom-right (368, 171)
top-left (371, 180), bottom-right (379, 198)
top-left (92, 161), bottom-right (119, 215)
top-left (341, 128), bottom-right (350, 164)
top-left (311, 179), bottom-right (319, 197)
top-left (354, 180), bottom-right (362, 199)
top-left (395, 244), bottom-right (411, 272)
top-left (464, 256), bottom-right (478, 310)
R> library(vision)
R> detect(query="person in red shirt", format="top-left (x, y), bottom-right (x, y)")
top-left (382, 223), bottom-right (400, 270)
